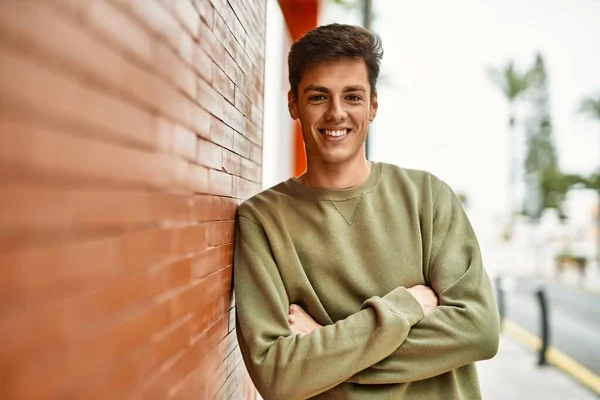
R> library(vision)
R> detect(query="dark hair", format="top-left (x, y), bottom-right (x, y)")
top-left (288, 23), bottom-right (383, 98)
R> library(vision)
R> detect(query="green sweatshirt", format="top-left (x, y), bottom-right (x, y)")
top-left (234, 162), bottom-right (499, 400)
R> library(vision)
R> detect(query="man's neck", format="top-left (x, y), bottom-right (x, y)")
top-left (299, 158), bottom-right (373, 190)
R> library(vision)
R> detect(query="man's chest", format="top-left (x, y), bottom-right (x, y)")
top-left (270, 203), bottom-right (429, 322)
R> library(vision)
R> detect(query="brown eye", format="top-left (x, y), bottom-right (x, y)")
top-left (346, 95), bottom-right (361, 102)
top-left (309, 95), bottom-right (327, 101)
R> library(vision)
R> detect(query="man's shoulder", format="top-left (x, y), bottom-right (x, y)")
top-left (379, 162), bottom-right (445, 192)
top-left (238, 180), bottom-right (292, 222)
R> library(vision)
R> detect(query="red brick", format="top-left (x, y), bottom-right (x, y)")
top-left (213, 11), bottom-right (236, 58)
top-left (232, 131), bottom-right (252, 159)
top-left (221, 50), bottom-right (244, 88)
top-left (148, 320), bottom-right (191, 374)
top-left (219, 198), bottom-right (239, 220)
top-left (223, 99), bottom-right (245, 132)
top-left (89, 0), bottom-right (154, 64)
top-left (212, 64), bottom-right (235, 104)
top-left (191, 195), bottom-right (221, 221)
top-left (206, 221), bottom-right (235, 247)
top-left (0, 118), bottom-right (173, 189)
top-left (80, 350), bottom-right (144, 400)
top-left (153, 81), bottom-right (192, 127)
top-left (235, 175), bottom-right (261, 199)
top-left (222, 149), bottom-right (243, 176)
top-left (169, 283), bottom-right (200, 322)
top-left (210, 116), bottom-right (234, 149)
top-left (140, 341), bottom-right (200, 398)
top-left (209, 169), bottom-right (233, 197)
top-left (173, 224), bottom-right (208, 255)
top-left (250, 141), bottom-right (263, 164)
top-left (178, 27), bottom-right (195, 66)
top-left (197, 267), bottom-right (232, 308)
top-left (250, 99), bottom-right (264, 129)
top-left (244, 77), bottom-right (264, 111)
top-left (208, 0), bottom-right (228, 20)
top-left (235, 86), bottom-right (252, 118)
top-left (233, 40), bottom-right (253, 77)
top-left (192, 245), bottom-right (230, 279)
top-left (193, 0), bottom-right (214, 28)
top-left (156, 43), bottom-right (197, 100)
top-left (0, 226), bottom-right (181, 308)
top-left (242, 158), bottom-right (261, 183)
top-left (117, 0), bottom-right (181, 49)
top-left (197, 138), bottom-right (223, 170)
top-left (198, 19), bottom-right (226, 65)
top-left (218, 327), bottom-right (238, 360)
top-left (188, 164), bottom-right (210, 194)
top-left (244, 29), bottom-right (263, 69)
top-left (0, 51), bottom-right (156, 152)
top-left (197, 77), bottom-right (224, 120)
top-left (172, 0), bottom-right (200, 38)
top-left (189, 291), bottom-right (230, 338)
top-left (225, 4), bottom-right (246, 48)
top-left (0, 0), bottom-right (261, 397)
top-left (1, 188), bottom-right (192, 236)
top-left (244, 117), bottom-right (261, 145)
top-left (0, 2), bottom-right (155, 110)
top-left (163, 257), bottom-right (193, 290)
top-left (190, 103), bottom-right (212, 139)
top-left (192, 44), bottom-right (212, 83)
top-left (172, 157), bottom-right (192, 192)
top-left (228, 308), bottom-right (236, 332)
top-left (4, 302), bottom-right (170, 399)
top-left (48, 0), bottom-right (92, 20)
top-left (172, 123), bottom-right (198, 161)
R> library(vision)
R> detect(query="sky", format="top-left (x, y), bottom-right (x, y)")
top-left (321, 0), bottom-right (600, 222)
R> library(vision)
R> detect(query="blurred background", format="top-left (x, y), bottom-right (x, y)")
top-left (1, 0), bottom-right (599, 398)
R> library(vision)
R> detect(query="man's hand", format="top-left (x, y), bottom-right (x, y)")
top-left (288, 304), bottom-right (323, 335)
top-left (407, 285), bottom-right (439, 317)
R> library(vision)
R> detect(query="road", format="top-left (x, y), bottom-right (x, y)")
top-left (501, 276), bottom-right (600, 376)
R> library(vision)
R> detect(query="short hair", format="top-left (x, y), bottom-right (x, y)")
top-left (288, 23), bottom-right (383, 98)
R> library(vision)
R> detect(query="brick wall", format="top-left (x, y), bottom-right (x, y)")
top-left (0, 0), bottom-right (264, 398)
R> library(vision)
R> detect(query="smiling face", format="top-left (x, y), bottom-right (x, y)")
top-left (288, 59), bottom-right (378, 167)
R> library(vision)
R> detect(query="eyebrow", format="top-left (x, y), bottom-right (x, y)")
top-left (303, 85), bottom-right (367, 94)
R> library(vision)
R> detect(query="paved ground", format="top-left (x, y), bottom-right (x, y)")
top-left (478, 334), bottom-right (599, 399)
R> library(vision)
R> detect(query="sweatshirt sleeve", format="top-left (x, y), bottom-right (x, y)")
top-left (349, 182), bottom-right (500, 385)
top-left (233, 213), bottom-right (424, 400)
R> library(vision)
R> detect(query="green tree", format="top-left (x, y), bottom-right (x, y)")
top-left (522, 53), bottom-right (562, 220)
top-left (578, 95), bottom-right (600, 122)
top-left (488, 60), bottom-right (532, 239)
top-left (577, 94), bottom-right (600, 264)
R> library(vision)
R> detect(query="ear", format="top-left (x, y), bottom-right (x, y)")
top-left (288, 90), bottom-right (299, 120)
top-left (369, 92), bottom-right (378, 122)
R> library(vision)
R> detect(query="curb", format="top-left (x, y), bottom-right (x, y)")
top-left (503, 320), bottom-right (600, 395)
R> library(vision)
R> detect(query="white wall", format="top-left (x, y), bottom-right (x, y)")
top-left (262, 0), bottom-right (295, 189)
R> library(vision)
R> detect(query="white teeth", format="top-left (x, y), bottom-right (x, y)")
top-left (323, 129), bottom-right (348, 137)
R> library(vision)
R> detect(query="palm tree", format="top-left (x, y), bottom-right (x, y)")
top-left (579, 95), bottom-right (600, 121)
top-left (577, 94), bottom-right (600, 264)
top-left (488, 61), bottom-right (532, 240)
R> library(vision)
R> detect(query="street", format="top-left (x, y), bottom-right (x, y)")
top-left (502, 276), bottom-right (600, 376)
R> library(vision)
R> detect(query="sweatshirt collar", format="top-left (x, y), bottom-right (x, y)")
top-left (285, 162), bottom-right (383, 200)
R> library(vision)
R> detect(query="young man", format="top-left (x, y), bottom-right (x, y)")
top-left (234, 24), bottom-right (499, 399)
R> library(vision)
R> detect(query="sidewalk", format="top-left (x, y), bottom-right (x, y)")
top-left (478, 334), bottom-right (598, 400)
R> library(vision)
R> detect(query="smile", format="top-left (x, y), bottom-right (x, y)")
top-left (319, 129), bottom-right (350, 139)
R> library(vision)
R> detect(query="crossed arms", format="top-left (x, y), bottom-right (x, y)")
top-left (233, 183), bottom-right (500, 400)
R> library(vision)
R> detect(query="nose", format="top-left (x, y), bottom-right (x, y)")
top-left (325, 97), bottom-right (347, 121)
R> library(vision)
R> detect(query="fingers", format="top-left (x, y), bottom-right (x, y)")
top-left (407, 285), bottom-right (439, 317)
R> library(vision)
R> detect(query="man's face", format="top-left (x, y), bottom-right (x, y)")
top-left (288, 59), bottom-right (378, 166)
